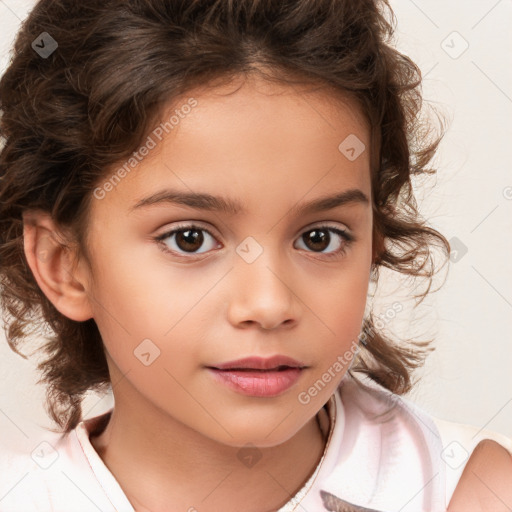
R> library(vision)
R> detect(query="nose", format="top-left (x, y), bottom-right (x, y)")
top-left (226, 243), bottom-right (298, 331)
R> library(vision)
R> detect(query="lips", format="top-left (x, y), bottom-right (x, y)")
top-left (206, 356), bottom-right (307, 397)
top-left (207, 355), bottom-right (306, 371)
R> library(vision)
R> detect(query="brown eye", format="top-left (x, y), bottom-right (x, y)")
top-left (295, 225), bottom-right (353, 259)
top-left (156, 224), bottom-right (219, 256)
top-left (175, 228), bottom-right (204, 252)
top-left (303, 228), bottom-right (330, 252)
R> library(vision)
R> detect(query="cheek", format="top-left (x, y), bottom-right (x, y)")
top-left (303, 257), bottom-right (370, 391)
top-left (318, 256), bottom-right (370, 333)
top-left (295, 265), bottom-right (369, 406)
top-left (86, 241), bottom-right (211, 371)
top-left (87, 235), bottom-right (180, 324)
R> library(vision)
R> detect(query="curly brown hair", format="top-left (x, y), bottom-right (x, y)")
top-left (0, 0), bottom-right (450, 434)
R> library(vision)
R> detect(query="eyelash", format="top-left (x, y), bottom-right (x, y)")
top-left (154, 223), bottom-right (355, 260)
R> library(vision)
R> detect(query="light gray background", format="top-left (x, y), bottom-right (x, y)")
top-left (0, 0), bottom-right (511, 451)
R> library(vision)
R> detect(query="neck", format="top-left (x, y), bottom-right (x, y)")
top-left (90, 388), bottom-right (329, 512)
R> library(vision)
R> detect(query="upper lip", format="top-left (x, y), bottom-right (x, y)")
top-left (207, 355), bottom-right (306, 371)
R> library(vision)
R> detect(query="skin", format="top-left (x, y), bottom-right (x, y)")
top-left (21, 73), bottom-right (512, 511)
top-left (447, 440), bottom-right (512, 512)
top-left (23, 74), bottom-right (375, 511)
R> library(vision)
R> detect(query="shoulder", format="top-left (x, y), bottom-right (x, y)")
top-left (432, 415), bottom-right (512, 506)
top-left (0, 421), bottom-right (114, 512)
top-left (447, 439), bottom-right (512, 511)
top-left (0, 442), bottom-right (51, 511)
top-left (337, 376), bottom-right (512, 510)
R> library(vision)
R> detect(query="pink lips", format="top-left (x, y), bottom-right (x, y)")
top-left (206, 356), bottom-right (306, 397)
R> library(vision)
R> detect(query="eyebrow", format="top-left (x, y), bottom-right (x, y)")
top-left (130, 187), bottom-right (369, 215)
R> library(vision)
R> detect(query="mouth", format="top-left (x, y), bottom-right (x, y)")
top-left (206, 355), bottom-right (307, 372)
top-left (210, 365), bottom-right (298, 372)
top-left (205, 356), bottom-right (306, 397)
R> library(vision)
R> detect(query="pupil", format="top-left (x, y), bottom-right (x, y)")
top-left (174, 228), bottom-right (331, 253)
top-left (177, 229), bottom-right (203, 251)
top-left (307, 229), bottom-right (329, 251)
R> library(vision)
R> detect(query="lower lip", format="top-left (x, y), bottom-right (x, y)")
top-left (207, 368), bottom-right (303, 397)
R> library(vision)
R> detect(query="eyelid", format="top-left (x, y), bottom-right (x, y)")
top-left (154, 222), bottom-right (221, 259)
top-left (155, 220), bottom-right (219, 239)
top-left (154, 220), bottom-right (352, 242)
top-left (154, 220), bottom-right (354, 261)
top-left (300, 221), bottom-right (351, 236)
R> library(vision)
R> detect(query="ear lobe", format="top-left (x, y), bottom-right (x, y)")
top-left (22, 210), bottom-right (93, 322)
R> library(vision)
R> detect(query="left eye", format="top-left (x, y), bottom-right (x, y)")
top-left (295, 226), bottom-right (353, 257)
top-left (155, 224), bottom-right (353, 258)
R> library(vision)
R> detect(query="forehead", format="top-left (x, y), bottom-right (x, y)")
top-left (91, 75), bottom-right (371, 217)
top-left (175, 74), bottom-right (369, 146)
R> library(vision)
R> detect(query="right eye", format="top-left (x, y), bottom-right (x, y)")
top-left (154, 224), bottom-right (221, 257)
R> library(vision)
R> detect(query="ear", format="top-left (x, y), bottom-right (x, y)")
top-left (22, 209), bottom-right (93, 322)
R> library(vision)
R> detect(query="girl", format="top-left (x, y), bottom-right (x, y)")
top-left (0, 1), bottom-right (510, 511)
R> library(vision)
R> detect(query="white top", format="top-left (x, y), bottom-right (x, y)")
top-left (1, 375), bottom-right (511, 512)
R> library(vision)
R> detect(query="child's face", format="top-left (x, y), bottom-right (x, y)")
top-left (82, 75), bottom-right (373, 447)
